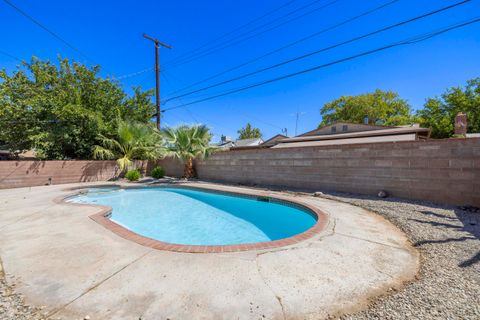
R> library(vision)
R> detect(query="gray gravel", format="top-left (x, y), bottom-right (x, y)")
top-left (0, 260), bottom-right (44, 320)
top-left (320, 192), bottom-right (480, 320)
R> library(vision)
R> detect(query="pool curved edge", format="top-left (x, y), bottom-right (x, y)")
top-left (54, 184), bottom-right (329, 253)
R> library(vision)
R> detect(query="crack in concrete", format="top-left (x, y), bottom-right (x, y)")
top-left (255, 255), bottom-right (287, 320)
top-left (335, 232), bottom-right (410, 251)
top-left (46, 250), bottom-right (152, 318)
top-left (253, 219), bottom-right (337, 257)
top-left (374, 267), bottom-right (394, 279)
top-left (305, 218), bottom-right (337, 249)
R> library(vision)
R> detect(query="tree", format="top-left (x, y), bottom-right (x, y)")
top-left (162, 125), bottom-right (216, 178)
top-left (237, 123), bottom-right (262, 139)
top-left (0, 56), bottom-right (155, 159)
top-left (93, 120), bottom-right (164, 171)
top-left (416, 78), bottom-right (480, 138)
top-left (320, 90), bottom-right (414, 127)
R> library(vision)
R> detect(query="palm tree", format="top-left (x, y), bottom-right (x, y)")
top-left (93, 121), bottom-right (164, 171)
top-left (162, 124), bottom-right (216, 178)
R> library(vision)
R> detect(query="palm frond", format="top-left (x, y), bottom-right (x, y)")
top-left (93, 145), bottom-right (116, 160)
top-left (117, 156), bottom-right (132, 171)
top-left (96, 134), bottom-right (123, 153)
top-left (162, 124), bottom-right (215, 162)
top-left (94, 119), bottom-right (165, 171)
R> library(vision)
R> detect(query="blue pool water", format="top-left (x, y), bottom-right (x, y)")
top-left (69, 187), bottom-right (317, 245)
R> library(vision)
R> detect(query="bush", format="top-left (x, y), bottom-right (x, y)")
top-left (151, 166), bottom-right (165, 179)
top-left (125, 169), bottom-right (141, 181)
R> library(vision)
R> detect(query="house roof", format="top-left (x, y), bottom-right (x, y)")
top-left (298, 122), bottom-right (396, 137)
top-left (261, 134), bottom-right (288, 147)
top-left (273, 133), bottom-right (421, 148)
top-left (277, 126), bottom-right (431, 144)
top-left (215, 141), bottom-right (235, 150)
top-left (0, 149), bottom-right (37, 159)
top-left (234, 138), bottom-right (264, 147)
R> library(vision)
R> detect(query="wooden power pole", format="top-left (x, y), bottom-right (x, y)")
top-left (143, 33), bottom-right (171, 129)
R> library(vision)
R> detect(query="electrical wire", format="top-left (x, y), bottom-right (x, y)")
top-left (114, 1), bottom-right (307, 82)
top-left (2, 0), bottom-right (101, 66)
top-left (164, 0), bottom-right (400, 98)
top-left (0, 50), bottom-right (22, 62)
top-left (162, 16), bottom-right (480, 112)
top-left (163, 0), bottom-right (471, 103)
top-left (165, 0), bottom-right (299, 65)
top-left (165, 0), bottom-right (341, 68)
top-left (162, 70), bottom-right (283, 132)
top-left (114, 67), bottom-right (154, 80)
top-left (161, 71), bottom-right (200, 123)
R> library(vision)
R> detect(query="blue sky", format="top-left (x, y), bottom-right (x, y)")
top-left (1, 0), bottom-right (479, 141)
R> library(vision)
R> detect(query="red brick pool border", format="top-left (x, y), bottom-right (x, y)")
top-left (55, 183), bottom-right (328, 253)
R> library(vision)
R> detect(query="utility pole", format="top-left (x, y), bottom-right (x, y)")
top-left (143, 33), bottom-right (171, 129)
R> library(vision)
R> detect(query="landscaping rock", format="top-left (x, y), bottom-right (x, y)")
top-left (320, 192), bottom-right (480, 320)
top-left (377, 190), bottom-right (389, 198)
top-left (0, 260), bottom-right (44, 319)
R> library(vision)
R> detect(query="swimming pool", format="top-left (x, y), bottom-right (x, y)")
top-left (69, 186), bottom-right (321, 249)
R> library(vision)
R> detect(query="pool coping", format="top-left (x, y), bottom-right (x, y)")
top-left (54, 183), bottom-right (328, 253)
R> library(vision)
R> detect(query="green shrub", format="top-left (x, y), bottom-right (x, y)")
top-left (125, 169), bottom-right (141, 181)
top-left (151, 166), bottom-right (165, 179)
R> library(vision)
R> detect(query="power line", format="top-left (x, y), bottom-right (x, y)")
top-left (162, 70), bottom-right (284, 134)
top-left (164, 0), bottom-right (400, 98)
top-left (161, 71), bottom-right (200, 123)
top-left (114, 67), bottom-right (154, 80)
top-left (115, 0), bottom-right (340, 86)
top-left (164, 0), bottom-right (313, 67)
top-left (162, 16), bottom-right (480, 112)
top-left (165, 0), bottom-right (299, 66)
top-left (164, 71), bottom-right (286, 132)
top-left (241, 114), bottom-right (285, 130)
top-left (0, 50), bottom-right (22, 62)
top-left (165, 0), bottom-right (341, 69)
top-left (117, 1), bottom-right (308, 82)
top-left (161, 72), bottom-right (204, 124)
top-left (162, 70), bottom-right (240, 101)
top-left (164, 0), bottom-right (471, 103)
top-left (2, 0), bottom-right (99, 65)
top-left (167, 0), bottom-right (340, 69)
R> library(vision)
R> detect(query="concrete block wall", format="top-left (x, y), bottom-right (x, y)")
top-left (185, 138), bottom-right (479, 206)
top-left (0, 160), bottom-right (159, 189)
top-left (157, 156), bottom-right (184, 177)
top-left (1, 139), bottom-right (478, 206)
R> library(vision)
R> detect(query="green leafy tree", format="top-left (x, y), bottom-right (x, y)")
top-left (320, 90), bottom-right (415, 127)
top-left (237, 123), bottom-right (262, 139)
top-left (162, 125), bottom-right (216, 178)
top-left (0, 56), bottom-right (155, 159)
top-left (417, 78), bottom-right (480, 138)
top-left (93, 120), bottom-right (164, 171)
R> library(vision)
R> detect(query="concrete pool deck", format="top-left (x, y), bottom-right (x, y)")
top-left (0, 181), bottom-right (419, 319)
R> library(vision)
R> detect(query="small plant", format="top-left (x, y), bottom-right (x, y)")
top-left (125, 169), bottom-right (141, 181)
top-left (151, 166), bottom-right (165, 179)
